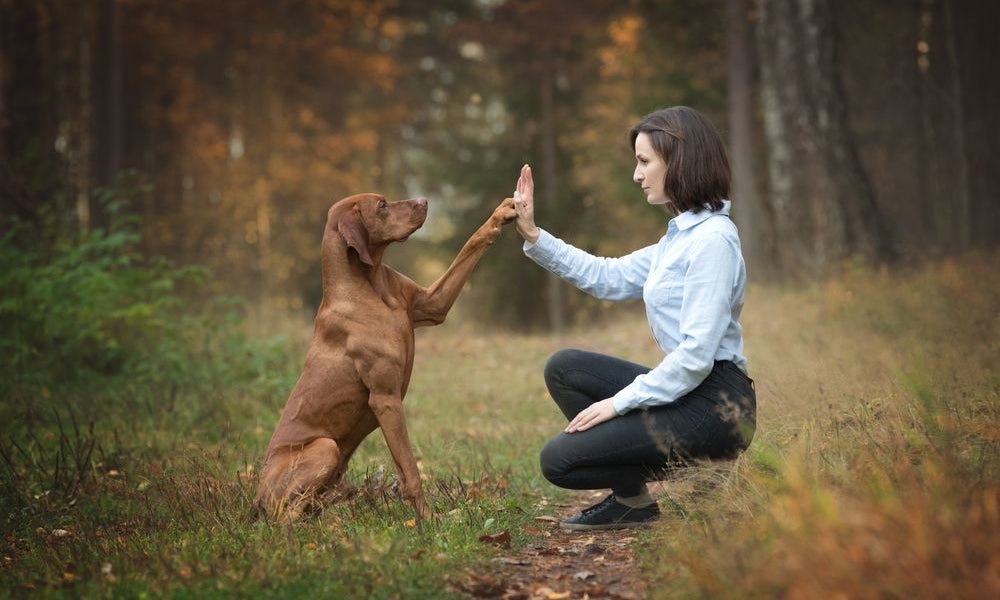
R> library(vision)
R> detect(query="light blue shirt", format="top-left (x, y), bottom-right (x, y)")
top-left (523, 200), bottom-right (747, 415)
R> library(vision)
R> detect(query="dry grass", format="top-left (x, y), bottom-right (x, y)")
top-left (638, 253), bottom-right (1000, 599)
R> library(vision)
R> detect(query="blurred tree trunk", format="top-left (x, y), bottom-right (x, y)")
top-left (941, 0), bottom-right (970, 251)
top-left (725, 0), bottom-right (770, 276)
top-left (756, 0), bottom-right (802, 274)
top-left (0, 1), bottom-right (7, 164)
top-left (539, 65), bottom-right (565, 332)
top-left (950, 0), bottom-right (1000, 248)
top-left (102, 0), bottom-right (123, 188)
top-left (756, 0), bottom-right (893, 276)
top-left (72, 1), bottom-right (95, 234)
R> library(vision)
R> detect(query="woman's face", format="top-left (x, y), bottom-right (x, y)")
top-left (633, 132), bottom-right (669, 205)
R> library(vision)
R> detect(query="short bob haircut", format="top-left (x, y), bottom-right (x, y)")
top-left (629, 106), bottom-right (730, 214)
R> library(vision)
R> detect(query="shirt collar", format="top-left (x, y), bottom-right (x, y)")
top-left (672, 199), bottom-right (731, 230)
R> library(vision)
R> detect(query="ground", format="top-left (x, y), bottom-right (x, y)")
top-left (453, 490), bottom-right (647, 600)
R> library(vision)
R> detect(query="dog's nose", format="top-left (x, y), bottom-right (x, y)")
top-left (415, 197), bottom-right (428, 208)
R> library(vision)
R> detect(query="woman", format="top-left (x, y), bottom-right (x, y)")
top-left (511, 106), bottom-right (756, 530)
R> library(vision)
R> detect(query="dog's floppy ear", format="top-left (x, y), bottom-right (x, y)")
top-left (337, 208), bottom-right (375, 266)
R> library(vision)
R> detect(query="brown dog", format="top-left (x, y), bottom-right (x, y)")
top-left (256, 192), bottom-right (516, 521)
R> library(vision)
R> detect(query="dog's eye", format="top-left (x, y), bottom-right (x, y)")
top-left (377, 201), bottom-right (388, 213)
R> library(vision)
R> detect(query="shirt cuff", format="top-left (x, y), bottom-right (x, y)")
top-left (522, 228), bottom-right (553, 254)
top-left (611, 389), bottom-right (638, 415)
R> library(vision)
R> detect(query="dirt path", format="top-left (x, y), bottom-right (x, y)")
top-left (453, 490), bottom-right (646, 600)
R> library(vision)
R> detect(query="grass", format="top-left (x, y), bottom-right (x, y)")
top-left (640, 253), bottom-right (1000, 599)
top-left (2, 251), bottom-right (999, 598)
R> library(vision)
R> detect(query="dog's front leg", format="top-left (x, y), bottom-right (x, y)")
top-left (412, 197), bottom-right (516, 326)
top-left (368, 391), bottom-right (431, 520)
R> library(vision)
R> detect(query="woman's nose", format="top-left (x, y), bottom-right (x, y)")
top-left (633, 168), bottom-right (642, 183)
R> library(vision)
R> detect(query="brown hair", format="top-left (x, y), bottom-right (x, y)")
top-left (628, 106), bottom-right (730, 213)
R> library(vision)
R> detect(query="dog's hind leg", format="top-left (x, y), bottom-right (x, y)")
top-left (257, 438), bottom-right (341, 522)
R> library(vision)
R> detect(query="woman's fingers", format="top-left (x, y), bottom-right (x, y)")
top-left (565, 399), bottom-right (616, 433)
top-left (566, 407), bottom-right (595, 433)
top-left (517, 164), bottom-right (532, 203)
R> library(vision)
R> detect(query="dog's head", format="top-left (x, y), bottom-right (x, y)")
top-left (331, 193), bottom-right (428, 266)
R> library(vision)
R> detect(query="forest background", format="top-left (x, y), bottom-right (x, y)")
top-left (1, 1), bottom-right (999, 597)
top-left (3, 0), bottom-right (997, 330)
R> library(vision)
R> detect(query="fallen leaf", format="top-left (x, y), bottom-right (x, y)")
top-left (520, 525), bottom-right (547, 536)
top-left (404, 519), bottom-right (416, 528)
top-left (574, 570), bottom-right (594, 580)
top-left (533, 516), bottom-right (559, 523)
top-left (546, 591), bottom-right (570, 599)
top-left (583, 543), bottom-right (604, 556)
top-left (457, 573), bottom-right (506, 597)
top-left (478, 530), bottom-right (512, 549)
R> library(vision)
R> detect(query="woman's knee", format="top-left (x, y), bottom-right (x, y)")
top-left (543, 348), bottom-right (586, 388)
top-left (538, 436), bottom-right (572, 486)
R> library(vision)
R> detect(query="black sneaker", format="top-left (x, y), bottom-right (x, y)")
top-left (560, 494), bottom-right (660, 531)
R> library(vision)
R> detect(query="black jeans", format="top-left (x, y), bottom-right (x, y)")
top-left (539, 348), bottom-right (756, 498)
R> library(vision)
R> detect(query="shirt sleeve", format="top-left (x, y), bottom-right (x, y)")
top-left (610, 231), bottom-right (740, 414)
top-left (523, 229), bottom-right (654, 301)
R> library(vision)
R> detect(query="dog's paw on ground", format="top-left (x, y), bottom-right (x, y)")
top-left (452, 491), bottom-right (646, 600)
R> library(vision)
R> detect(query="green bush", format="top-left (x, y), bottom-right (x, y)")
top-left (0, 204), bottom-right (291, 406)
top-left (1, 216), bottom-right (180, 386)
top-left (0, 201), bottom-right (295, 531)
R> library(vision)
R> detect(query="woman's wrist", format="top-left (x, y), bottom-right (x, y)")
top-left (523, 226), bottom-right (540, 244)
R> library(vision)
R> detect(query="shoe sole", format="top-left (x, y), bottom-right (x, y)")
top-left (560, 518), bottom-right (658, 531)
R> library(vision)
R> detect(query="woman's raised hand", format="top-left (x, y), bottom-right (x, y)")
top-left (513, 164), bottom-right (540, 244)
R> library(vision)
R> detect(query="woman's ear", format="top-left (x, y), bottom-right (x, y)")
top-left (337, 209), bottom-right (374, 266)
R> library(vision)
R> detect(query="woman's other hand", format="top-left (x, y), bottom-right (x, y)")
top-left (565, 398), bottom-right (619, 433)
top-left (513, 164), bottom-right (540, 244)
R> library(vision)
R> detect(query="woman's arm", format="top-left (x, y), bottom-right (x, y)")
top-left (513, 164), bottom-right (654, 301)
